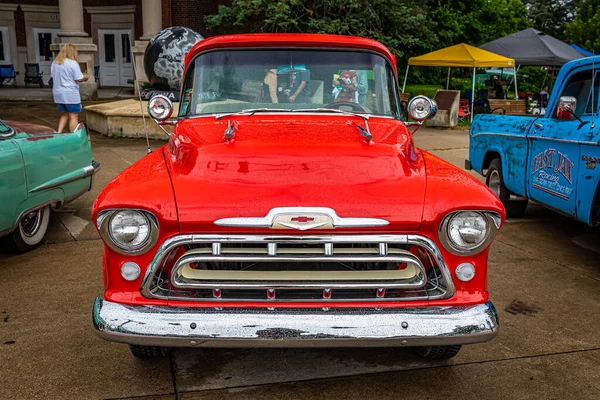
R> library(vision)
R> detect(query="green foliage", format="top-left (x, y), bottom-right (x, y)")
top-left (403, 84), bottom-right (442, 99)
top-left (427, 0), bottom-right (531, 48)
top-left (206, 0), bottom-right (438, 59)
top-left (448, 77), bottom-right (473, 96)
top-left (565, 0), bottom-right (600, 52)
top-left (516, 66), bottom-right (551, 93)
top-left (524, 0), bottom-right (577, 40)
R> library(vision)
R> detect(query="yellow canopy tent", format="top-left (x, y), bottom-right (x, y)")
top-left (402, 43), bottom-right (517, 121)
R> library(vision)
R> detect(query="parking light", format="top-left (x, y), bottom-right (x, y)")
top-left (455, 263), bottom-right (476, 282)
top-left (121, 262), bottom-right (141, 281)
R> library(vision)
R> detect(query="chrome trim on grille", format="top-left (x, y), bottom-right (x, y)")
top-left (214, 207), bottom-right (389, 229)
top-left (140, 234), bottom-right (456, 302)
top-left (170, 250), bottom-right (427, 289)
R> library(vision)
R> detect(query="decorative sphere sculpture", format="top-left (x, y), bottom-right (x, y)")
top-left (144, 27), bottom-right (203, 91)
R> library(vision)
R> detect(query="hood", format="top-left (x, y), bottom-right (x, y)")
top-left (166, 115), bottom-right (426, 232)
top-left (4, 120), bottom-right (54, 135)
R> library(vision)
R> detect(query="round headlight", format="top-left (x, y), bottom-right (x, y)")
top-left (407, 95), bottom-right (438, 121)
top-left (447, 211), bottom-right (488, 251)
top-left (148, 95), bottom-right (173, 121)
top-left (109, 210), bottom-right (151, 251)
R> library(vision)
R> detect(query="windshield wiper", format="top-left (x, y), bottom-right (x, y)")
top-left (294, 108), bottom-right (372, 141)
top-left (215, 108), bottom-right (293, 120)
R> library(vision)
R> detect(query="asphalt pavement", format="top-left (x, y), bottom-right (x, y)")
top-left (0, 103), bottom-right (599, 399)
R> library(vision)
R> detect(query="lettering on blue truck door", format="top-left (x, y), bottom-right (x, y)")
top-left (531, 148), bottom-right (575, 201)
top-left (527, 68), bottom-right (599, 217)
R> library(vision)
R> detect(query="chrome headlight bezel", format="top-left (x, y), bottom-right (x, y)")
top-left (96, 209), bottom-right (160, 255)
top-left (438, 211), bottom-right (501, 256)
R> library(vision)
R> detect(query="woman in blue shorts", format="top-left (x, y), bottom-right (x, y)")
top-left (51, 44), bottom-right (89, 133)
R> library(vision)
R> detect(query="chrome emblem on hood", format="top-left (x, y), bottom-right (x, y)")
top-left (214, 207), bottom-right (389, 230)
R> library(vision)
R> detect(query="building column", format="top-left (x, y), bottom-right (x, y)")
top-left (50, 0), bottom-right (98, 99)
top-left (132, 0), bottom-right (163, 91)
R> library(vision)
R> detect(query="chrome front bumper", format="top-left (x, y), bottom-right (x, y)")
top-left (93, 297), bottom-right (499, 348)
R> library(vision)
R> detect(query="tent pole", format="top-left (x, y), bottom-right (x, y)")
top-left (514, 66), bottom-right (519, 99)
top-left (446, 67), bottom-right (451, 90)
top-left (471, 67), bottom-right (476, 123)
top-left (402, 66), bottom-right (409, 92)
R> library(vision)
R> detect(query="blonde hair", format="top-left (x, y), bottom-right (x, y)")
top-left (54, 44), bottom-right (78, 65)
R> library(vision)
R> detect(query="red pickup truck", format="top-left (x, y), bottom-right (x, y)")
top-left (92, 34), bottom-right (504, 360)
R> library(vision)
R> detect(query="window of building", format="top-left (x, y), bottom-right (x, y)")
top-left (0, 27), bottom-right (10, 63)
top-left (121, 33), bottom-right (131, 63)
top-left (104, 34), bottom-right (116, 63)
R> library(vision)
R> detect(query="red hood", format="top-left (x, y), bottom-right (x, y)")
top-left (5, 120), bottom-right (54, 134)
top-left (166, 115), bottom-right (426, 232)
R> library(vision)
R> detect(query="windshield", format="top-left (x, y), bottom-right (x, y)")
top-left (179, 49), bottom-right (400, 118)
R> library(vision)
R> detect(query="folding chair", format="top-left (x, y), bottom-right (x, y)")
top-left (458, 98), bottom-right (471, 122)
top-left (0, 64), bottom-right (18, 87)
top-left (24, 63), bottom-right (45, 88)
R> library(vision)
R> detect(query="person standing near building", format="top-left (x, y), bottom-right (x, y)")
top-left (51, 44), bottom-right (88, 133)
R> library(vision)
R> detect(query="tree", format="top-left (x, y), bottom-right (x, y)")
top-left (524, 0), bottom-right (578, 40)
top-left (205, 0), bottom-right (438, 60)
top-left (427, 0), bottom-right (531, 48)
top-left (565, 0), bottom-right (600, 51)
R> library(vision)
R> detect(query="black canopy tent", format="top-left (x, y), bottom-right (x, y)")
top-left (480, 28), bottom-right (584, 66)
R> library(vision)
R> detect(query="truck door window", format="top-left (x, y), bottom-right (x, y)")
top-left (558, 70), bottom-right (599, 117)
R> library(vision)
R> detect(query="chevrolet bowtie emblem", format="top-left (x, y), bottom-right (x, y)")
top-left (214, 207), bottom-right (389, 230)
top-left (274, 214), bottom-right (331, 230)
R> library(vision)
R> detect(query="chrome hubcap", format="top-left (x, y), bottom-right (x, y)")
top-left (21, 209), bottom-right (43, 237)
top-left (488, 170), bottom-right (501, 197)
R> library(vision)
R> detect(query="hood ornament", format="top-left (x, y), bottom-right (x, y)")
top-left (214, 207), bottom-right (389, 230)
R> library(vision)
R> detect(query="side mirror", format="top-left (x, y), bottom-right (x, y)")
top-left (407, 95), bottom-right (438, 121)
top-left (148, 95), bottom-right (174, 122)
top-left (556, 96), bottom-right (576, 120)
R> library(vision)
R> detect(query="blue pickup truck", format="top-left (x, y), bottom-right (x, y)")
top-left (467, 56), bottom-right (600, 224)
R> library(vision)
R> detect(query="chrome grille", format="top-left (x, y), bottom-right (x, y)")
top-left (141, 234), bottom-right (455, 302)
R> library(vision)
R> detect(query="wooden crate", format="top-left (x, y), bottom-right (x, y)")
top-left (488, 99), bottom-right (527, 115)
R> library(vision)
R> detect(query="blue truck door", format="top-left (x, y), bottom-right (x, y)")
top-left (526, 68), bottom-right (599, 217)
top-left (576, 124), bottom-right (600, 225)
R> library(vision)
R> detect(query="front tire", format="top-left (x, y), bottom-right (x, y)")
top-left (416, 345), bottom-right (462, 360)
top-left (7, 205), bottom-right (51, 253)
top-left (486, 158), bottom-right (528, 218)
top-left (129, 345), bottom-right (170, 359)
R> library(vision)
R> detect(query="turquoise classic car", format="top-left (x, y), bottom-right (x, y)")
top-left (0, 119), bottom-right (99, 252)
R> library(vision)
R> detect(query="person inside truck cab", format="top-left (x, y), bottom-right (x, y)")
top-left (332, 69), bottom-right (359, 103)
top-left (279, 64), bottom-right (311, 103)
top-left (539, 85), bottom-right (549, 108)
top-left (260, 68), bottom-right (279, 103)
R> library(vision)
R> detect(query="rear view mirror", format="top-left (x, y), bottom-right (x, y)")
top-left (148, 95), bottom-right (174, 122)
top-left (556, 96), bottom-right (576, 120)
top-left (407, 95), bottom-right (438, 121)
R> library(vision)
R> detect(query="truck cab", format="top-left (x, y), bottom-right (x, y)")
top-left (468, 56), bottom-right (600, 225)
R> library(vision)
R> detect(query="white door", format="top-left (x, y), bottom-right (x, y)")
top-left (98, 29), bottom-right (133, 87)
top-left (33, 28), bottom-right (59, 85)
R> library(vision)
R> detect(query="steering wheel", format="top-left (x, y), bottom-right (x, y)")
top-left (323, 101), bottom-right (368, 113)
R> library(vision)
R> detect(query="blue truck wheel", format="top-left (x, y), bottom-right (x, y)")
top-left (486, 159), bottom-right (528, 218)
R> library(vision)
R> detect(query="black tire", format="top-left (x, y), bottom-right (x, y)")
top-left (129, 344), bottom-right (170, 359)
top-left (6, 205), bottom-right (51, 253)
top-left (416, 345), bottom-right (462, 360)
top-left (486, 158), bottom-right (528, 218)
